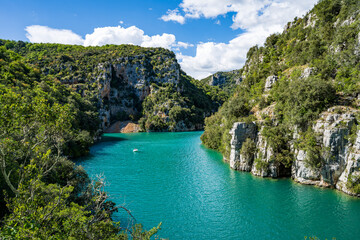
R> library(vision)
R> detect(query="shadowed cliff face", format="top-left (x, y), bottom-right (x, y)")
top-left (95, 56), bottom-right (222, 132)
top-left (96, 54), bottom-right (180, 129)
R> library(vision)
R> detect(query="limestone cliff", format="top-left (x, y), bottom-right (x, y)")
top-left (95, 53), bottom-right (180, 130)
top-left (200, 71), bottom-right (242, 94)
top-left (3, 41), bottom-right (223, 133)
top-left (201, 0), bottom-right (360, 197)
top-left (93, 52), bottom-right (222, 132)
top-left (229, 106), bottom-right (360, 197)
top-left (229, 122), bottom-right (257, 171)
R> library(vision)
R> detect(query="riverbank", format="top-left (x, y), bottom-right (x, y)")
top-left (78, 132), bottom-right (360, 240)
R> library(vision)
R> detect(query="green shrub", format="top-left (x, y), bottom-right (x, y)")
top-left (240, 138), bottom-right (256, 161)
top-left (346, 172), bottom-right (360, 194)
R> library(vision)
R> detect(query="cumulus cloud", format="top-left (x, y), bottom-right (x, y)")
top-left (175, 41), bottom-right (194, 49)
top-left (83, 26), bottom-right (145, 46)
top-left (167, 0), bottom-right (318, 79)
top-left (25, 25), bottom-right (84, 45)
top-left (175, 0), bottom-right (316, 27)
top-left (160, 9), bottom-right (186, 24)
top-left (178, 25), bottom-right (273, 79)
top-left (230, 1), bottom-right (316, 30)
top-left (142, 33), bottom-right (176, 49)
top-left (181, 0), bottom-right (232, 19)
top-left (25, 25), bottom-right (191, 51)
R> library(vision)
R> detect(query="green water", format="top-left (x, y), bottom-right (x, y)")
top-left (77, 132), bottom-right (360, 239)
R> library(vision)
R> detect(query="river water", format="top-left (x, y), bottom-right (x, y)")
top-left (77, 132), bottom-right (360, 239)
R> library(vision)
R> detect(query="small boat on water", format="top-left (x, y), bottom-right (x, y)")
top-left (133, 149), bottom-right (139, 152)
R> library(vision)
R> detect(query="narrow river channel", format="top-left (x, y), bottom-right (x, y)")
top-left (78, 132), bottom-right (360, 240)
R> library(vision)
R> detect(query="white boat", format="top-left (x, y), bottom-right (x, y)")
top-left (133, 149), bottom-right (139, 152)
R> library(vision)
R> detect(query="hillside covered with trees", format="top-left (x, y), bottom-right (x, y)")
top-left (1, 0), bottom-right (360, 238)
top-left (0, 46), bottom-right (164, 238)
top-left (0, 36), bottom-right (229, 238)
top-left (201, 0), bottom-right (360, 195)
top-left (1, 40), bottom-right (228, 132)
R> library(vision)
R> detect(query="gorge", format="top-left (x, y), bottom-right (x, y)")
top-left (1, 0), bottom-right (360, 238)
top-left (78, 131), bottom-right (360, 240)
top-left (201, 0), bottom-right (360, 197)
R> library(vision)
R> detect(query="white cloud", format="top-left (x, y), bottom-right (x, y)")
top-left (180, 0), bottom-right (233, 19)
top-left (142, 33), bottom-right (176, 49)
top-left (83, 26), bottom-right (145, 46)
top-left (175, 41), bottom-right (194, 49)
top-left (84, 26), bottom-right (177, 49)
top-left (163, 0), bottom-right (318, 31)
top-left (25, 25), bottom-right (84, 45)
top-left (166, 0), bottom-right (318, 79)
top-left (25, 25), bottom-right (185, 51)
top-left (161, 9), bottom-right (186, 24)
top-left (179, 25), bottom-right (273, 79)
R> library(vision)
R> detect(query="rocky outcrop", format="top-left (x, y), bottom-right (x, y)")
top-left (336, 130), bottom-right (360, 197)
top-left (264, 75), bottom-right (278, 91)
top-left (228, 107), bottom-right (360, 196)
top-left (229, 122), bottom-right (257, 171)
top-left (104, 121), bottom-right (140, 133)
top-left (292, 108), bottom-right (357, 187)
top-left (209, 73), bottom-right (226, 87)
top-left (355, 32), bottom-right (360, 55)
top-left (96, 54), bottom-right (181, 130)
top-left (250, 129), bottom-right (281, 178)
top-left (301, 67), bottom-right (314, 78)
top-left (292, 149), bottom-right (321, 185)
top-left (229, 122), bottom-right (282, 177)
top-left (304, 13), bottom-right (317, 28)
top-left (235, 77), bottom-right (242, 85)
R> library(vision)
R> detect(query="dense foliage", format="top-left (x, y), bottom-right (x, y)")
top-left (0, 47), bottom-right (160, 238)
top-left (140, 72), bottom-right (227, 131)
top-left (0, 40), bottom-right (174, 84)
top-left (200, 70), bottom-right (242, 95)
top-left (1, 39), bottom-right (227, 132)
top-left (0, 37), bottom-right (229, 238)
top-left (201, 0), bottom-right (360, 175)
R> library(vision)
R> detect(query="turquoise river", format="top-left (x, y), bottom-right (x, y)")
top-left (77, 132), bottom-right (360, 240)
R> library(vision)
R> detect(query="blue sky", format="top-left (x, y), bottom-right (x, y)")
top-left (0, 0), bottom-right (318, 79)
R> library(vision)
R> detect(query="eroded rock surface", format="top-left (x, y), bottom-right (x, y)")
top-left (264, 75), bottom-right (278, 91)
top-left (229, 107), bottom-right (360, 196)
top-left (229, 122), bottom-right (257, 171)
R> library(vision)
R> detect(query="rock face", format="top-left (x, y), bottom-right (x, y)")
top-left (264, 75), bottom-right (278, 91)
top-left (104, 121), bottom-right (140, 133)
top-left (235, 77), bottom-right (242, 85)
top-left (229, 107), bottom-right (360, 196)
top-left (250, 129), bottom-right (280, 178)
top-left (336, 130), bottom-right (360, 197)
top-left (301, 67), bottom-right (314, 78)
top-left (292, 108), bottom-right (357, 188)
top-left (304, 13), bottom-right (317, 28)
top-left (229, 122), bottom-right (257, 171)
top-left (209, 73), bottom-right (226, 87)
top-left (96, 54), bottom-right (180, 130)
top-left (292, 149), bottom-right (321, 184)
top-left (355, 32), bottom-right (360, 55)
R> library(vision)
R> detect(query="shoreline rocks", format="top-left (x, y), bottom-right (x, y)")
top-left (104, 121), bottom-right (141, 133)
top-left (228, 107), bottom-right (360, 197)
